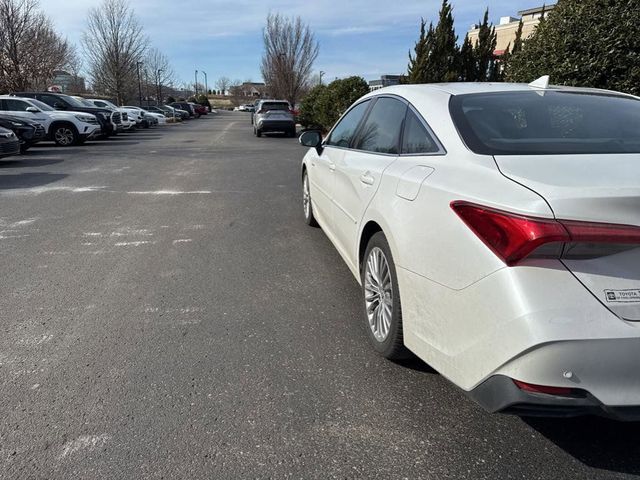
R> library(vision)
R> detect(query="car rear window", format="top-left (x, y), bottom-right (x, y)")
top-left (450, 91), bottom-right (640, 155)
top-left (260, 102), bottom-right (289, 111)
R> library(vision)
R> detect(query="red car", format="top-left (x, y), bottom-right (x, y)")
top-left (189, 103), bottom-right (208, 116)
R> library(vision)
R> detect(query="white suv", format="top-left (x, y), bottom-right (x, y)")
top-left (0, 96), bottom-right (101, 146)
top-left (86, 99), bottom-right (138, 131)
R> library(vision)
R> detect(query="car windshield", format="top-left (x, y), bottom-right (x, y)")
top-left (450, 90), bottom-right (640, 155)
top-left (76, 98), bottom-right (95, 107)
top-left (98, 100), bottom-right (118, 110)
top-left (62, 95), bottom-right (89, 108)
top-left (28, 99), bottom-right (54, 112)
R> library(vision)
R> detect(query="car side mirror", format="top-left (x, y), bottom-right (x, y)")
top-left (26, 107), bottom-right (39, 113)
top-left (299, 130), bottom-right (323, 155)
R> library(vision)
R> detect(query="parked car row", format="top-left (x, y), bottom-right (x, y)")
top-left (0, 92), bottom-right (209, 159)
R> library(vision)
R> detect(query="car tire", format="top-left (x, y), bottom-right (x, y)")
top-left (256, 128), bottom-right (262, 138)
top-left (361, 232), bottom-right (411, 360)
top-left (52, 123), bottom-right (79, 146)
top-left (289, 128), bottom-right (297, 138)
top-left (302, 169), bottom-right (319, 227)
top-left (20, 144), bottom-right (30, 154)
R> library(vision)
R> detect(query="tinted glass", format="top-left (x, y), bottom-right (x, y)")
top-left (260, 102), bottom-right (289, 111)
top-left (4, 99), bottom-right (30, 111)
top-left (39, 94), bottom-right (67, 107)
top-left (29, 99), bottom-right (54, 111)
top-left (61, 95), bottom-right (87, 108)
top-left (355, 97), bottom-right (407, 154)
top-left (402, 109), bottom-right (439, 154)
top-left (326, 100), bottom-right (370, 148)
top-left (450, 91), bottom-right (640, 155)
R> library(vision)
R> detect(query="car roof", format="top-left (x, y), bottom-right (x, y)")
top-left (366, 82), bottom-right (637, 100)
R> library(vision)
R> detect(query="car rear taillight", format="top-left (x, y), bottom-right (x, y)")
top-left (451, 201), bottom-right (640, 266)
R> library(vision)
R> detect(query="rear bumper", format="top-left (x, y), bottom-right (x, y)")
top-left (398, 264), bottom-right (640, 418)
top-left (469, 375), bottom-right (640, 421)
top-left (257, 120), bottom-right (295, 132)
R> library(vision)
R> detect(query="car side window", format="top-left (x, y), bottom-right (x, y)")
top-left (354, 97), bottom-right (407, 154)
top-left (402, 109), bottom-right (440, 154)
top-left (326, 100), bottom-right (371, 148)
top-left (5, 99), bottom-right (30, 111)
top-left (38, 95), bottom-right (59, 107)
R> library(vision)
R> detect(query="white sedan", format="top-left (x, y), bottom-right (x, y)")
top-left (299, 80), bottom-right (640, 420)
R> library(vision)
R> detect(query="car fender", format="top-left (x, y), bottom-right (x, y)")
top-left (356, 205), bottom-right (399, 285)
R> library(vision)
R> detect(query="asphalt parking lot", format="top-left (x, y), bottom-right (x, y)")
top-left (1, 112), bottom-right (639, 479)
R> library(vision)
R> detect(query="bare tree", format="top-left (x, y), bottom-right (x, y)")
top-left (0, 0), bottom-right (72, 92)
top-left (228, 79), bottom-right (244, 107)
top-left (82, 0), bottom-right (148, 104)
top-left (65, 45), bottom-right (87, 93)
top-left (144, 47), bottom-right (176, 103)
top-left (215, 76), bottom-right (231, 95)
top-left (260, 13), bottom-right (319, 106)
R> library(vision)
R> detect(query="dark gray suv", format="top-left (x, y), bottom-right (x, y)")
top-left (252, 100), bottom-right (295, 137)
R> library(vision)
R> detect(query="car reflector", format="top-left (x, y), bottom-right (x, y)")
top-left (513, 380), bottom-right (573, 396)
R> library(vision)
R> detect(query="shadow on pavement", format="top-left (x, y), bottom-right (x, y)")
top-left (87, 141), bottom-right (140, 146)
top-left (0, 158), bottom-right (64, 168)
top-left (29, 145), bottom-right (85, 155)
top-left (395, 356), bottom-right (438, 374)
top-left (0, 172), bottom-right (67, 190)
top-left (524, 416), bottom-right (640, 475)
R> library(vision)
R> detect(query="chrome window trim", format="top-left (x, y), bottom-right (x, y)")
top-left (323, 93), bottom-right (447, 157)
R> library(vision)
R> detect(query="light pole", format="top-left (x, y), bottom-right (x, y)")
top-left (136, 61), bottom-right (144, 106)
top-left (319, 70), bottom-right (325, 85)
top-left (201, 71), bottom-right (208, 95)
top-left (194, 70), bottom-right (198, 97)
top-left (145, 69), bottom-right (150, 108)
top-left (156, 69), bottom-right (163, 106)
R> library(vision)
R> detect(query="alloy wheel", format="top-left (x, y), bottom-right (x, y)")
top-left (364, 247), bottom-right (393, 342)
top-left (55, 128), bottom-right (74, 146)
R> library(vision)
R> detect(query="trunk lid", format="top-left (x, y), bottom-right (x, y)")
top-left (496, 154), bottom-right (640, 321)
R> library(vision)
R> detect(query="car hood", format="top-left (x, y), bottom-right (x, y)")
top-left (0, 114), bottom-right (37, 126)
top-left (47, 111), bottom-right (97, 120)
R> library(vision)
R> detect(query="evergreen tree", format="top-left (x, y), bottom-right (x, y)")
top-left (406, 0), bottom-right (457, 83)
top-left (512, 19), bottom-right (524, 54)
top-left (474, 9), bottom-right (498, 81)
top-left (458, 35), bottom-right (475, 81)
top-left (506, 0), bottom-right (640, 95)
top-left (407, 20), bottom-right (434, 83)
top-left (426, 0), bottom-right (459, 82)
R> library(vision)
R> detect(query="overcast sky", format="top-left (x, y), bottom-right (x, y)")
top-left (40, 0), bottom-right (540, 87)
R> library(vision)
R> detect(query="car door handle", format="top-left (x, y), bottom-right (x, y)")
top-left (360, 172), bottom-right (375, 185)
top-left (329, 162), bottom-right (336, 172)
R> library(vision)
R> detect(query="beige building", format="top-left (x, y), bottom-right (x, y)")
top-left (467, 4), bottom-right (556, 55)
